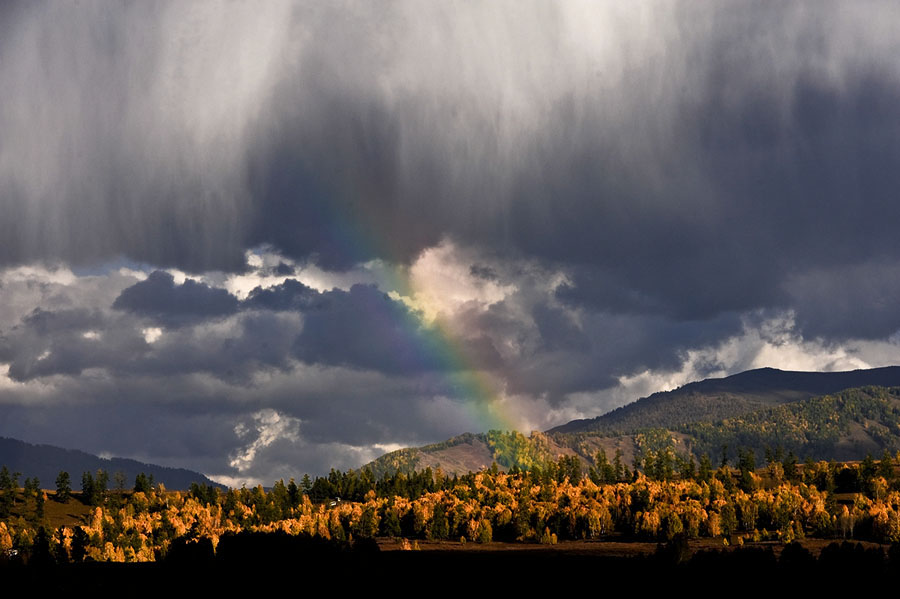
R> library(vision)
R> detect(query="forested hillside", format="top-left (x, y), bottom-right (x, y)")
top-left (366, 381), bottom-right (900, 477)
top-left (551, 367), bottom-right (900, 435)
top-left (5, 451), bottom-right (900, 566)
top-left (0, 437), bottom-right (222, 491)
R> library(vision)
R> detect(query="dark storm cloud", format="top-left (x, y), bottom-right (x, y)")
top-left (784, 262), bottom-right (900, 341)
top-left (244, 278), bottom-right (504, 375)
top-left (530, 303), bottom-right (591, 354)
top-left (0, 1), bottom-right (895, 341)
top-left (112, 271), bottom-right (239, 327)
top-left (468, 289), bottom-right (745, 401)
top-left (0, 351), bottom-right (475, 478)
top-left (5, 2), bottom-right (900, 481)
top-left (0, 281), bottom-right (298, 383)
top-left (242, 278), bottom-right (324, 312)
top-left (3, 272), bottom-right (509, 387)
top-left (290, 283), bottom-right (502, 375)
top-left (470, 264), bottom-right (500, 282)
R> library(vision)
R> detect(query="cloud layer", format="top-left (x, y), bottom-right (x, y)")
top-left (2, 2), bottom-right (900, 483)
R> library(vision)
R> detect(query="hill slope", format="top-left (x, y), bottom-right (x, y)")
top-left (365, 367), bottom-right (900, 476)
top-left (549, 366), bottom-right (900, 435)
top-left (0, 437), bottom-right (224, 490)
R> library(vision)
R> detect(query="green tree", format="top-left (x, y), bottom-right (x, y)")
top-left (287, 478), bottom-right (300, 508)
top-left (698, 454), bottom-right (713, 483)
top-left (613, 449), bottom-right (625, 482)
top-left (35, 489), bottom-right (45, 520)
top-left (430, 503), bottom-right (449, 540)
top-left (381, 506), bottom-right (402, 537)
top-left (134, 472), bottom-right (153, 494)
top-left (55, 471), bottom-right (71, 502)
top-left (23, 477), bottom-right (38, 501)
top-left (93, 469), bottom-right (109, 505)
top-left (476, 519), bottom-right (493, 544)
top-left (720, 503), bottom-right (738, 538)
top-left (1, 466), bottom-right (20, 517)
top-left (81, 471), bottom-right (94, 505)
top-left (70, 527), bottom-right (89, 563)
top-left (738, 448), bottom-right (756, 492)
top-left (82, 470), bottom-right (107, 506)
top-left (782, 451), bottom-right (799, 483)
top-left (877, 450), bottom-right (895, 482)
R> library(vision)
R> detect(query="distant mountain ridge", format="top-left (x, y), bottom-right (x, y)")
top-left (364, 366), bottom-right (900, 476)
top-left (0, 437), bottom-right (224, 490)
top-left (550, 366), bottom-right (900, 434)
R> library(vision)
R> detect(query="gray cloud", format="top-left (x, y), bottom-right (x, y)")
top-left (113, 271), bottom-right (239, 326)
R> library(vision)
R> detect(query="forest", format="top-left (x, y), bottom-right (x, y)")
top-left (3, 447), bottom-right (900, 567)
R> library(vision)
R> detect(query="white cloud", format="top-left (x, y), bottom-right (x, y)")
top-left (229, 409), bottom-right (301, 473)
top-left (142, 327), bottom-right (163, 344)
top-left (402, 240), bottom-right (516, 323)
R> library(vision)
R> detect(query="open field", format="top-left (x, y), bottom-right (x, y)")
top-left (375, 536), bottom-right (892, 558)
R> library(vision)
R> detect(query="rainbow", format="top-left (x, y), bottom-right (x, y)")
top-left (308, 188), bottom-right (522, 435)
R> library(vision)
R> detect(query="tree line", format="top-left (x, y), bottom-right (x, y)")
top-left (3, 448), bottom-right (900, 565)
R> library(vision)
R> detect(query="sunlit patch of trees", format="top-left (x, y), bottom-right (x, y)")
top-left (3, 449), bottom-right (900, 565)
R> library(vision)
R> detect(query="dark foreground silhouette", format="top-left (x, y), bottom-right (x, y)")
top-left (3, 532), bottom-right (900, 592)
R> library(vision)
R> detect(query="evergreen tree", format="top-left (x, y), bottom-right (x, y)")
top-left (782, 451), bottom-right (799, 483)
top-left (35, 490), bottom-right (45, 520)
top-left (94, 469), bottom-right (109, 502)
top-left (0, 466), bottom-right (18, 517)
top-left (81, 471), bottom-right (94, 504)
top-left (55, 471), bottom-right (71, 502)
top-left (70, 527), bottom-right (89, 563)
top-left (698, 454), bottom-right (713, 483)
top-left (382, 507), bottom-right (402, 537)
top-left (134, 472), bottom-right (153, 494)
top-left (877, 450), bottom-right (895, 482)
top-left (613, 449), bottom-right (625, 482)
top-left (430, 503), bottom-right (449, 540)
top-left (738, 448), bottom-right (756, 491)
top-left (23, 477), bottom-right (38, 501)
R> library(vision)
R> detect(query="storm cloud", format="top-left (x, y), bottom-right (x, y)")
top-left (113, 271), bottom-right (239, 326)
top-left (2, 2), bottom-right (900, 483)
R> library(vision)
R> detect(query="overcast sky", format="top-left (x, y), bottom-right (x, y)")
top-left (3, 1), bottom-right (900, 485)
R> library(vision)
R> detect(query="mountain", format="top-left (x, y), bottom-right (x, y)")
top-left (549, 366), bottom-right (900, 435)
top-left (0, 437), bottom-right (224, 490)
top-left (364, 367), bottom-right (900, 476)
